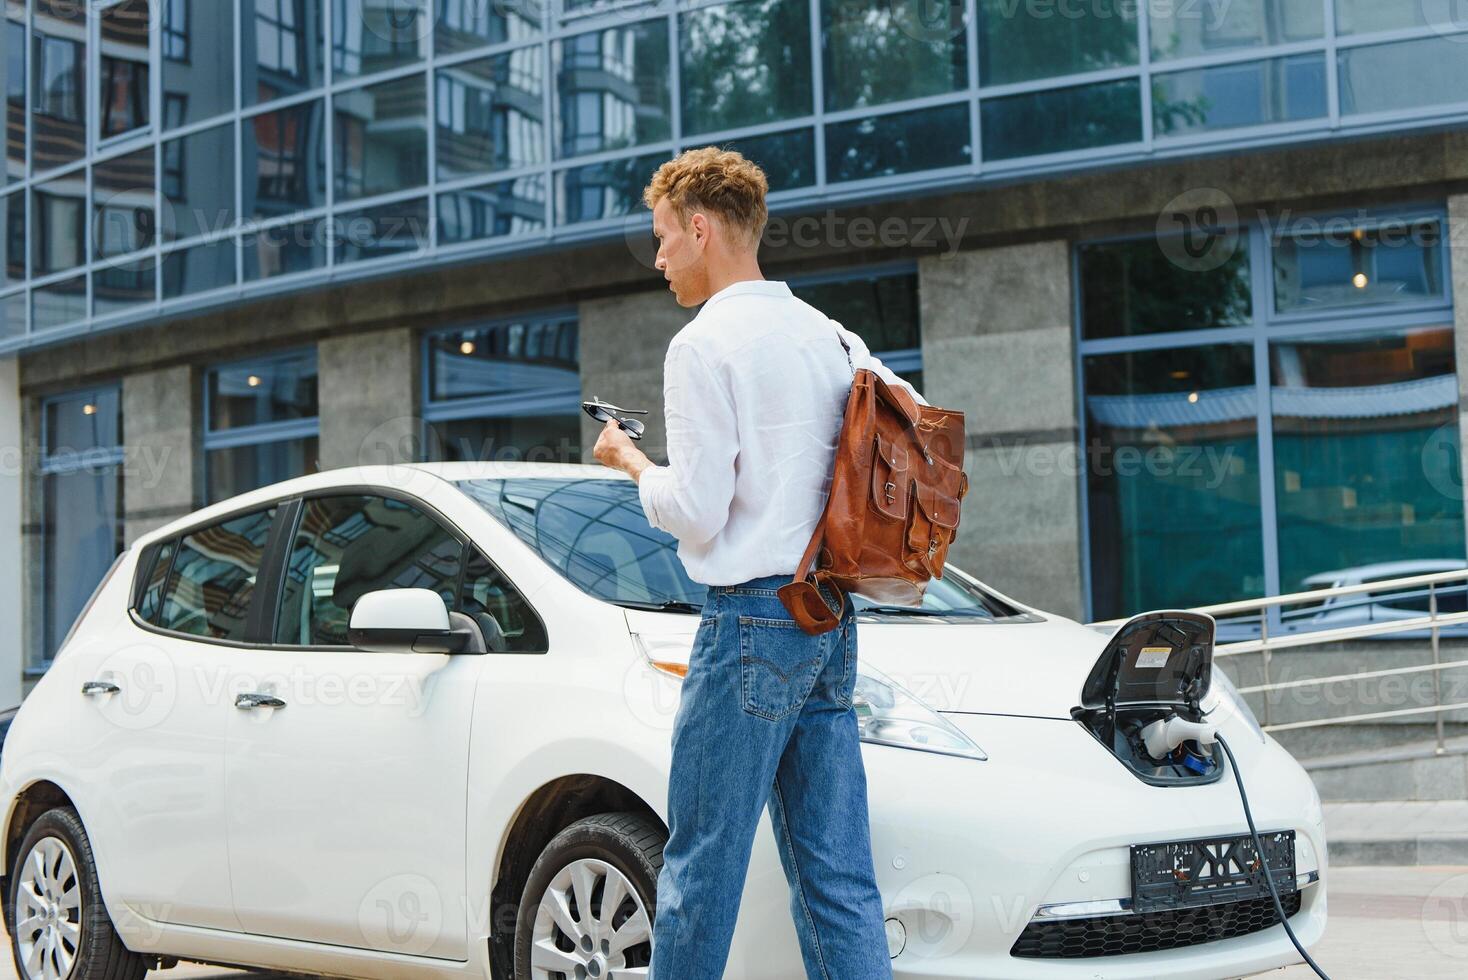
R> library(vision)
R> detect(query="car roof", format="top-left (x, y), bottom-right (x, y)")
top-left (134, 461), bottom-right (631, 547)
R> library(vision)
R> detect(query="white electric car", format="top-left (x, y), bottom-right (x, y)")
top-left (0, 463), bottom-right (1326, 980)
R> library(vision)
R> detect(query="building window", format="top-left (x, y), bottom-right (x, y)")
top-left (162, 0), bottom-right (189, 62)
top-left (789, 265), bottom-right (924, 391)
top-left (423, 312), bottom-right (581, 463)
top-left (38, 386), bottom-right (124, 671)
top-left (204, 348), bottom-right (320, 502)
top-left (1078, 208), bottom-right (1461, 626)
top-left (98, 0), bottom-right (151, 141)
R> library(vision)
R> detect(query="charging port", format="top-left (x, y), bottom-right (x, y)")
top-left (1072, 611), bottom-right (1222, 787)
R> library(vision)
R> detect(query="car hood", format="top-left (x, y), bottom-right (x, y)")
top-left (623, 610), bottom-right (1111, 720)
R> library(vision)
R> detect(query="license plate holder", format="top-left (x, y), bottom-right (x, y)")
top-left (1131, 830), bottom-right (1297, 913)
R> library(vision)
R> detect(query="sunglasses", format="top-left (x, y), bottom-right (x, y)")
top-left (582, 397), bottom-right (648, 440)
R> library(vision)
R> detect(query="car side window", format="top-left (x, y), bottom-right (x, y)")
top-left (135, 539), bottom-right (176, 623)
top-left (275, 494), bottom-right (462, 646)
top-left (155, 507), bottom-right (278, 640)
top-left (460, 547), bottom-right (549, 653)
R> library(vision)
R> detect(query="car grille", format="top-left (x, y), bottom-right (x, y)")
top-left (1010, 890), bottom-right (1303, 959)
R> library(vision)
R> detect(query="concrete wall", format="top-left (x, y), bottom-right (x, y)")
top-left (577, 291), bottom-right (690, 462)
top-left (121, 365), bottom-right (199, 544)
top-left (919, 241), bottom-right (1085, 619)
top-left (318, 327), bottom-right (419, 470)
top-left (0, 359), bottom-right (21, 707)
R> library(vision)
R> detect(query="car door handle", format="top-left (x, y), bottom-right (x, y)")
top-left (81, 680), bottom-right (120, 697)
top-left (235, 692), bottom-right (287, 710)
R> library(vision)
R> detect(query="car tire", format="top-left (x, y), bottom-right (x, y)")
top-left (8, 807), bottom-right (147, 980)
top-left (513, 811), bottom-right (664, 980)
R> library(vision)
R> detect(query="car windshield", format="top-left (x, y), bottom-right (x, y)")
top-left (456, 477), bottom-right (1022, 620)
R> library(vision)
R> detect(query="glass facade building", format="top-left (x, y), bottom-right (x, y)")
top-left (0, 0), bottom-right (1462, 349)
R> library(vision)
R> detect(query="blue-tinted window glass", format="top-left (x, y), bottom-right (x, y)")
top-left (435, 46), bottom-right (544, 180)
top-left (32, 0), bottom-right (87, 173)
top-left (555, 153), bottom-right (662, 226)
top-left (99, 0), bottom-right (150, 139)
top-left (334, 197), bottom-right (428, 264)
top-left (93, 255), bottom-right (157, 316)
top-left (554, 20), bottom-right (670, 159)
top-left (207, 438), bottom-right (319, 501)
top-left (334, 74), bottom-right (428, 200)
top-left (32, 273), bottom-right (85, 330)
top-left (1335, 0), bottom-right (1466, 35)
top-left (1339, 35), bottom-right (1468, 117)
top-left (715, 128), bottom-right (815, 193)
top-left (32, 175), bottom-right (83, 276)
top-left (981, 79), bottom-right (1141, 161)
top-left (823, 0), bottom-right (967, 110)
top-left (1, 289), bottom-right (22, 337)
top-left (0, 190), bottom-right (20, 287)
top-left (242, 216), bottom-right (326, 279)
top-left (1084, 345), bottom-right (1263, 619)
top-left (978, 0), bottom-right (1136, 86)
top-left (93, 148), bottom-right (155, 260)
top-left (825, 103), bottom-right (970, 183)
top-left (243, 100), bottom-right (327, 220)
top-left (1153, 54), bottom-right (1327, 137)
top-left (1151, 0), bottom-right (1323, 62)
top-left (333, 0), bottom-right (426, 79)
top-left (425, 315), bottom-right (581, 463)
top-left (681, 0), bottom-right (812, 134)
top-left (209, 351), bottom-right (319, 430)
top-left (157, 507), bottom-right (279, 639)
top-left (1270, 327), bottom-right (1463, 595)
top-left (1272, 217), bottom-right (1444, 313)
top-left (437, 176), bottom-right (546, 244)
top-left (162, 0), bottom-right (236, 129)
top-left (40, 386), bottom-right (123, 665)
top-left (435, 0), bottom-right (540, 54)
top-left (243, 0), bottom-right (325, 107)
top-left (5, 3), bottom-right (25, 184)
top-left (163, 238), bottom-right (237, 298)
top-left (1079, 236), bottom-right (1252, 340)
top-left (163, 123), bottom-right (236, 242)
top-left (790, 270), bottom-right (922, 390)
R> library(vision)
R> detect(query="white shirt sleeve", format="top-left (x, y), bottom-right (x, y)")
top-left (637, 342), bottom-right (739, 545)
top-left (835, 322), bottom-right (929, 406)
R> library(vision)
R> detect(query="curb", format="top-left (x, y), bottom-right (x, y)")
top-left (1327, 836), bottom-right (1468, 866)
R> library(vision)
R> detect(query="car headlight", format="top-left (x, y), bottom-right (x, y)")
top-left (853, 669), bottom-right (987, 761)
top-left (1205, 666), bottom-right (1266, 745)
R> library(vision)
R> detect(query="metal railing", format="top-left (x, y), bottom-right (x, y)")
top-left (1092, 568), bottom-right (1468, 753)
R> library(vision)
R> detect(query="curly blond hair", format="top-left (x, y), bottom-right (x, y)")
top-left (643, 146), bottom-right (768, 248)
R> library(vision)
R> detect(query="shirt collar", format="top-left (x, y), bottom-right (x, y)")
top-left (702, 279), bottom-right (792, 311)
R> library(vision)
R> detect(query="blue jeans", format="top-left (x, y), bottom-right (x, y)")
top-left (648, 575), bottom-right (892, 980)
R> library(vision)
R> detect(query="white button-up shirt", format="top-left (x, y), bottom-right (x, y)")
top-left (638, 279), bottom-right (926, 586)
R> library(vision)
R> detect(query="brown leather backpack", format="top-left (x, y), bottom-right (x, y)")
top-left (778, 336), bottom-right (968, 634)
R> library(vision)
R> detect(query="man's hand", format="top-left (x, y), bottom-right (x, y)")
top-left (593, 418), bottom-right (654, 481)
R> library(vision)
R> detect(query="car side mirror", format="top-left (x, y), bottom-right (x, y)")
top-left (347, 588), bottom-right (470, 654)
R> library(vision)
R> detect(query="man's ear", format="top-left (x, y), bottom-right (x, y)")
top-left (688, 211), bottom-right (711, 247)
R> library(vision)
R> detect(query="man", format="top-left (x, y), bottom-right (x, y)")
top-left (592, 146), bottom-right (923, 979)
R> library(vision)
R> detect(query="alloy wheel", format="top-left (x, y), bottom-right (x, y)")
top-left (14, 836), bottom-right (82, 980)
top-left (529, 857), bottom-right (652, 979)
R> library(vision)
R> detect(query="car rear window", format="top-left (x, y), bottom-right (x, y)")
top-left (154, 507), bottom-right (277, 641)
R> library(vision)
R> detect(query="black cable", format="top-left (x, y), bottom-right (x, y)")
top-left (1215, 733), bottom-right (1331, 980)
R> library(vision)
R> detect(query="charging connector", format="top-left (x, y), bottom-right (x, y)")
top-left (1140, 714), bottom-right (1218, 760)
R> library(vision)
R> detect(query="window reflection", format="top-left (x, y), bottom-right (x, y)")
top-left (978, 0), bottom-right (1136, 86)
top-left (333, 0), bottom-right (425, 79)
top-left (1153, 54), bottom-right (1327, 137)
top-left (163, 123), bottom-right (235, 242)
top-left (162, 237), bottom-right (236, 298)
top-left (1272, 328), bottom-right (1464, 595)
top-left (1079, 236), bottom-right (1252, 340)
top-left (5, 2), bottom-right (25, 184)
top-left (435, 0), bottom-right (540, 54)
top-left (981, 79), bottom-right (1141, 161)
top-left (99, 0), bottom-right (150, 140)
top-left (32, 173), bottom-right (84, 274)
top-left (555, 152), bottom-right (661, 225)
top-left (681, 0), bottom-right (811, 134)
top-left (93, 148), bottom-right (156, 260)
top-left (333, 197), bottom-right (428, 264)
top-left (826, 103), bottom-right (970, 183)
top-left (435, 46), bottom-right (544, 180)
top-left (162, 0), bottom-right (236, 129)
top-left (1085, 345), bottom-right (1263, 619)
top-left (243, 100), bottom-right (326, 219)
top-left (823, 0), bottom-right (966, 111)
top-left (1273, 217), bottom-right (1444, 313)
top-left (32, 0), bottom-right (87, 173)
top-left (0, 190), bottom-right (20, 287)
top-left (244, 0), bottom-right (324, 107)
top-left (333, 74), bottom-right (427, 201)
top-left (554, 20), bottom-right (670, 159)
top-left (437, 176), bottom-right (546, 244)
top-left (93, 254), bottom-right (156, 314)
top-left (1150, 0), bottom-right (1322, 62)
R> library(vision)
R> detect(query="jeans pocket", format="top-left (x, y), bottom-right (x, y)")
top-left (835, 618), bottom-right (857, 710)
top-left (738, 616), bottom-right (824, 721)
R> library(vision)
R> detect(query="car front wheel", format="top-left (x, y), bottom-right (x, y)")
top-left (513, 812), bottom-right (663, 980)
top-left (9, 807), bottom-right (146, 980)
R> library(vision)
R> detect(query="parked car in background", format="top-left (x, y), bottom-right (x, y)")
top-left (0, 464), bottom-right (1325, 980)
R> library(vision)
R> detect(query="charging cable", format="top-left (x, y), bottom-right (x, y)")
top-left (1215, 733), bottom-right (1331, 980)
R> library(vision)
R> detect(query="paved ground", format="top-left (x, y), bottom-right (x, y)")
top-left (0, 866), bottom-right (1457, 979)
